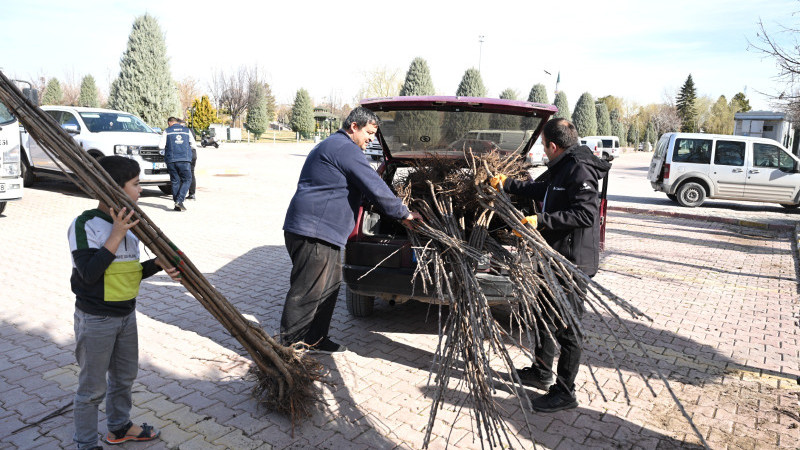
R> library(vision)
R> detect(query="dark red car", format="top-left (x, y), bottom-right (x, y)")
top-left (343, 96), bottom-right (557, 317)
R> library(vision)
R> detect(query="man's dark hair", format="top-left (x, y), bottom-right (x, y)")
top-left (342, 107), bottom-right (380, 130)
top-left (542, 118), bottom-right (579, 149)
top-left (167, 116), bottom-right (180, 125)
top-left (99, 156), bottom-right (140, 188)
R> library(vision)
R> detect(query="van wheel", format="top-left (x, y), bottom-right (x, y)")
top-left (346, 287), bottom-right (375, 317)
top-left (0, 201), bottom-right (6, 215)
top-left (676, 182), bottom-right (706, 207)
top-left (603, 153), bottom-right (614, 162)
top-left (780, 203), bottom-right (799, 210)
top-left (21, 157), bottom-right (35, 187)
top-left (667, 194), bottom-right (678, 203)
top-left (158, 185), bottom-right (172, 195)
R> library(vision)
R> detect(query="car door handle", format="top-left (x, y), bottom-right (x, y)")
top-left (731, 168), bottom-right (743, 173)
top-left (748, 169), bottom-right (760, 174)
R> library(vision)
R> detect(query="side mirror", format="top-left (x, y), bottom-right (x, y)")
top-left (62, 124), bottom-right (79, 134)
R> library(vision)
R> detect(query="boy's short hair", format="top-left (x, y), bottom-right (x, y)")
top-left (99, 156), bottom-right (140, 188)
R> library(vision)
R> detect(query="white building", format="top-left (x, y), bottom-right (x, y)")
top-left (734, 110), bottom-right (797, 155)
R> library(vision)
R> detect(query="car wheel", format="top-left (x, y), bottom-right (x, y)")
top-left (0, 201), bottom-right (6, 215)
top-left (214, 143), bottom-right (219, 148)
top-left (603, 153), bottom-right (613, 162)
top-left (780, 203), bottom-right (800, 210)
top-left (21, 156), bottom-right (35, 187)
top-left (346, 287), bottom-right (375, 317)
top-left (666, 194), bottom-right (678, 203)
top-left (676, 182), bottom-right (706, 207)
top-left (158, 185), bottom-right (172, 195)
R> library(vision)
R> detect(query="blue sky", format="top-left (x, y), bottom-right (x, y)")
top-left (1, 0), bottom-right (796, 112)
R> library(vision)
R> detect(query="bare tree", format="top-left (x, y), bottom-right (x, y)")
top-left (354, 66), bottom-right (402, 103)
top-left (750, 18), bottom-right (800, 116)
top-left (651, 104), bottom-right (681, 137)
top-left (62, 70), bottom-right (81, 106)
top-left (177, 77), bottom-right (202, 114)
top-left (210, 66), bottom-right (256, 128)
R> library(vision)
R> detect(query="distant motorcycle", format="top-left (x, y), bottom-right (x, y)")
top-left (200, 130), bottom-right (220, 148)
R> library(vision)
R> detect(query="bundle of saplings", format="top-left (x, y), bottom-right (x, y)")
top-left (392, 150), bottom-right (708, 449)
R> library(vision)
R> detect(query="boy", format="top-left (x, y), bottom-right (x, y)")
top-left (68, 156), bottom-right (180, 449)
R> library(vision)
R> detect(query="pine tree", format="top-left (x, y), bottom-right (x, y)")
top-left (595, 102), bottom-right (611, 135)
top-left (572, 93), bottom-right (597, 137)
top-left (78, 75), bottom-right (100, 108)
top-left (190, 95), bottom-right (218, 133)
top-left (644, 121), bottom-right (656, 146)
top-left (627, 123), bottom-right (639, 147)
top-left (290, 88), bottom-right (314, 139)
top-left (527, 83), bottom-right (548, 104)
top-left (395, 57), bottom-right (440, 149)
top-left (730, 92), bottom-right (751, 113)
top-left (399, 57), bottom-right (435, 96)
top-left (490, 88), bottom-right (521, 129)
top-left (42, 78), bottom-right (63, 105)
top-left (263, 82), bottom-right (277, 125)
top-left (445, 68), bottom-right (488, 142)
top-left (609, 109), bottom-right (626, 145)
top-left (676, 74), bottom-right (698, 132)
top-left (107, 14), bottom-right (180, 126)
top-left (553, 91), bottom-right (570, 120)
top-left (245, 82), bottom-right (269, 140)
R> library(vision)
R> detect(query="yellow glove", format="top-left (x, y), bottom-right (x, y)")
top-left (513, 215), bottom-right (538, 237)
top-left (489, 173), bottom-right (507, 190)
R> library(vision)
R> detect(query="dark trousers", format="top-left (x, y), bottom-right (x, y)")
top-left (189, 153), bottom-right (196, 196)
top-left (280, 232), bottom-right (342, 346)
top-left (534, 278), bottom-right (588, 392)
top-left (167, 161), bottom-right (192, 204)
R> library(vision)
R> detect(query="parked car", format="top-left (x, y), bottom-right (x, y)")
top-left (21, 106), bottom-right (171, 193)
top-left (579, 137), bottom-right (604, 159)
top-left (365, 138), bottom-right (383, 160)
top-left (343, 96), bottom-right (558, 317)
top-left (583, 135), bottom-right (620, 161)
top-left (647, 132), bottom-right (800, 208)
top-left (526, 136), bottom-right (546, 166)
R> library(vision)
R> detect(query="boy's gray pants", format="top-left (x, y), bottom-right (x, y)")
top-left (73, 309), bottom-right (138, 449)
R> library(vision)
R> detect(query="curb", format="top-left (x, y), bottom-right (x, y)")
top-left (609, 205), bottom-right (797, 232)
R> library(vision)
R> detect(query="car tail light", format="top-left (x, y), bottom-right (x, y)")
top-left (663, 163), bottom-right (670, 179)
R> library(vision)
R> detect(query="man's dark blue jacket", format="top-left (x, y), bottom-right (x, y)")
top-left (161, 124), bottom-right (194, 163)
top-left (284, 130), bottom-right (409, 248)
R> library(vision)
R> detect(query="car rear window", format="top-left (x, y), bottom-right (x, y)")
top-left (672, 138), bottom-right (712, 164)
top-left (373, 110), bottom-right (540, 158)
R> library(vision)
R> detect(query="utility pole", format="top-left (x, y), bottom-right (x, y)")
top-left (478, 35), bottom-right (485, 73)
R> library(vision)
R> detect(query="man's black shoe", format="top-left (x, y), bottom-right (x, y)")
top-left (531, 384), bottom-right (578, 413)
top-left (186, 194), bottom-right (195, 200)
top-left (517, 366), bottom-right (554, 390)
top-left (177, 202), bottom-right (187, 211)
top-left (309, 337), bottom-right (348, 353)
top-left (173, 203), bottom-right (182, 211)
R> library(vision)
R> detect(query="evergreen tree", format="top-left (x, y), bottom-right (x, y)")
top-left (610, 109), bottom-right (626, 145)
top-left (396, 57), bottom-right (439, 149)
top-left (490, 88), bottom-right (521, 129)
top-left (189, 95), bottom-right (218, 133)
top-left (676, 74), bottom-right (698, 132)
top-left (644, 121), bottom-right (656, 146)
top-left (627, 123), bottom-right (639, 147)
top-left (572, 93), bottom-right (597, 137)
top-left (399, 57), bottom-right (435, 96)
top-left (595, 102), bottom-right (611, 135)
top-left (730, 92), bottom-right (751, 113)
top-left (42, 78), bottom-right (63, 105)
top-left (245, 81), bottom-right (269, 140)
top-left (527, 83), bottom-right (548, 104)
top-left (553, 91), bottom-right (570, 120)
top-left (78, 75), bottom-right (100, 108)
top-left (445, 68), bottom-right (489, 142)
top-left (263, 82), bottom-right (277, 125)
top-left (290, 88), bottom-right (314, 139)
top-left (107, 14), bottom-right (180, 126)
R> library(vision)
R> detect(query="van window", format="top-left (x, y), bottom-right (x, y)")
top-left (672, 138), bottom-right (711, 164)
top-left (654, 136), bottom-right (669, 158)
top-left (713, 140), bottom-right (745, 166)
top-left (753, 143), bottom-right (794, 171)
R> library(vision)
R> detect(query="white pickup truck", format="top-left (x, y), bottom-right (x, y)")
top-left (21, 106), bottom-right (172, 193)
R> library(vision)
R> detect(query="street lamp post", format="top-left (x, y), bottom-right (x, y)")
top-left (478, 35), bottom-right (485, 72)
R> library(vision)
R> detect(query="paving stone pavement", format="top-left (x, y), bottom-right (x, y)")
top-left (1, 143), bottom-right (798, 449)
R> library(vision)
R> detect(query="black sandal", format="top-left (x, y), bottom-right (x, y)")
top-left (103, 421), bottom-right (160, 445)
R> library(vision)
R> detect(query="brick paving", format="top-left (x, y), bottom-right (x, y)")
top-left (0, 143), bottom-right (798, 449)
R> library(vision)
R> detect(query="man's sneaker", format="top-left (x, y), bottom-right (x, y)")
top-left (177, 202), bottom-right (187, 211)
top-left (516, 366), bottom-right (554, 390)
top-left (531, 384), bottom-right (578, 413)
top-left (309, 337), bottom-right (348, 353)
top-left (173, 203), bottom-right (182, 211)
top-left (186, 194), bottom-right (195, 200)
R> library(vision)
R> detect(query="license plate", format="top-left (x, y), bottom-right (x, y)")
top-left (153, 162), bottom-right (166, 170)
top-left (0, 183), bottom-right (5, 192)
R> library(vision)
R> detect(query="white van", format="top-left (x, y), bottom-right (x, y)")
top-left (647, 132), bottom-right (800, 208)
top-left (583, 135), bottom-right (620, 161)
top-left (579, 137), bottom-right (604, 159)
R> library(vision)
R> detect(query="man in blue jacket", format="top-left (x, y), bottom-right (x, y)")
top-left (281, 107), bottom-right (420, 352)
top-left (159, 117), bottom-right (195, 211)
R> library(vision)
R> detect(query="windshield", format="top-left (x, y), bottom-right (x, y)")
top-left (0, 102), bottom-right (14, 126)
top-left (374, 110), bottom-right (540, 158)
top-left (79, 111), bottom-right (156, 133)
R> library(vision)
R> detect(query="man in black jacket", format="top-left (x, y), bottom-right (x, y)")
top-left (491, 118), bottom-right (610, 412)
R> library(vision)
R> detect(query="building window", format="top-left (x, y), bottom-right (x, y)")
top-left (763, 125), bottom-right (774, 131)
